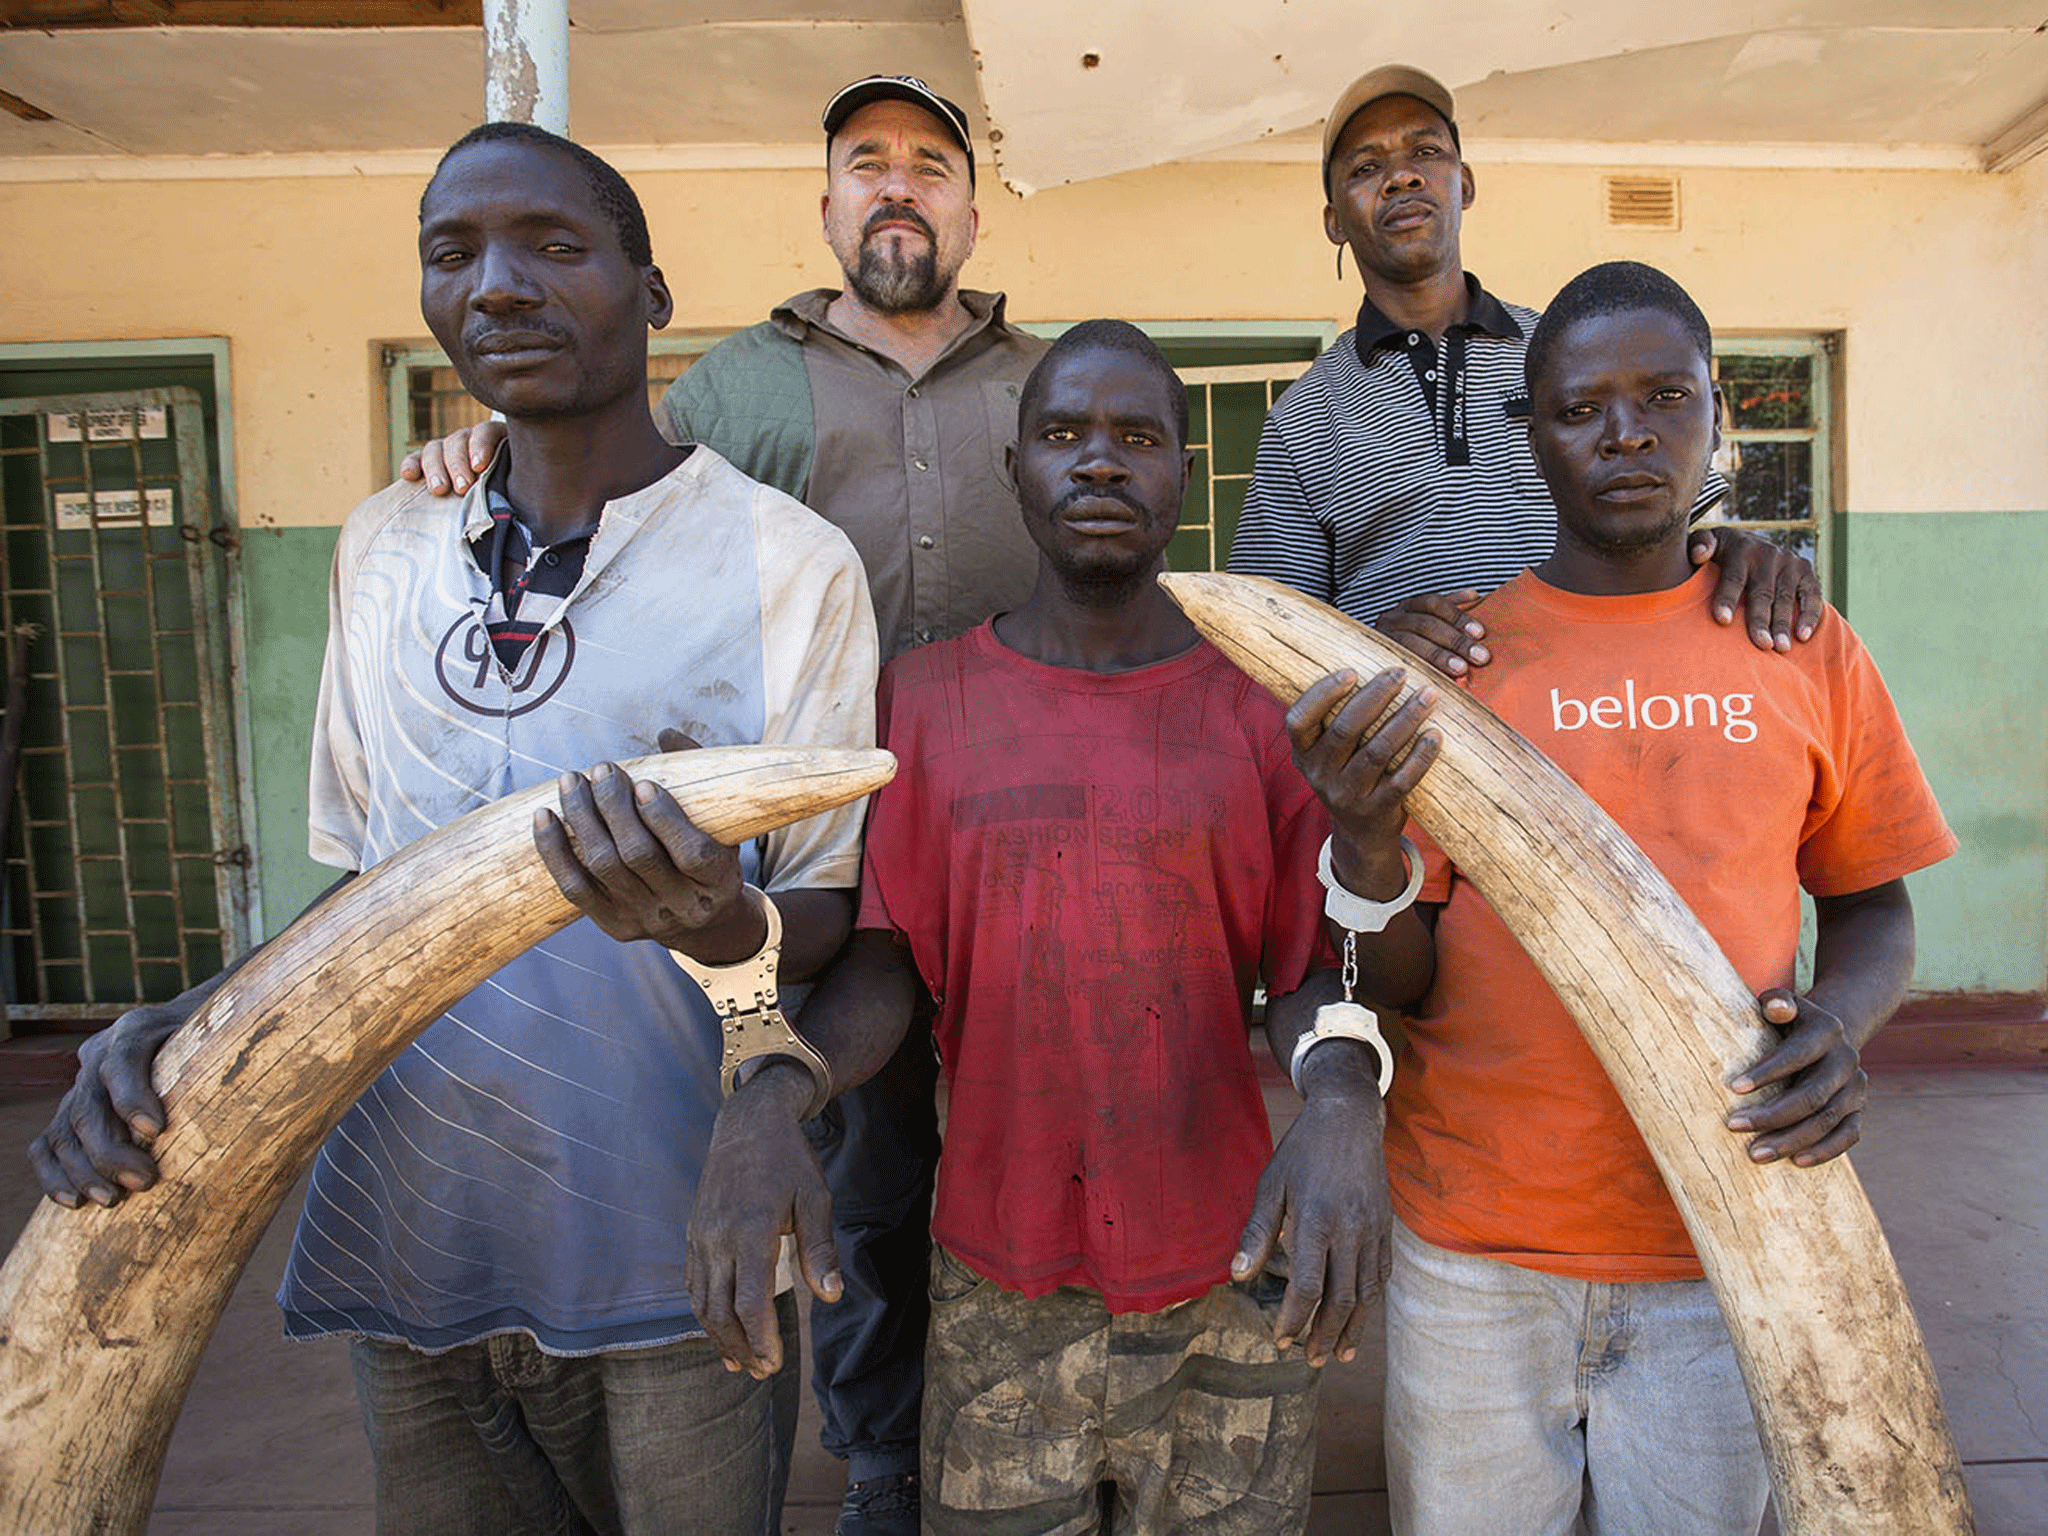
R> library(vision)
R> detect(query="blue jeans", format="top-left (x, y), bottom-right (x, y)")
top-left (347, 1295), bottom-right (799, 1536)
top-left (1385, 1220), bottom-right (1768, 1536)
top-left (804, 1019), bottom-right (941, 1479)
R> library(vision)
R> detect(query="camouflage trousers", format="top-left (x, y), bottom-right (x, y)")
top-left (921, 1244), bottom-right (1321, 1535)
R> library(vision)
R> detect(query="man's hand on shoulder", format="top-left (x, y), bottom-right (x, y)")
top-left (683, 1061), bottom-right (842, 1379)
top-left (398, 421), bottom-right (506, 497)
top-left (1374, 590), bottom-right (1489, 677)
top-left (1689, 526), bottom-right (1824, 653)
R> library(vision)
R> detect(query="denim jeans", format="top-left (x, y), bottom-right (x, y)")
top-left (347, 1294), bottom-right (799, 1536)
top-left (1385, 1220), bottom-right (1769, 1536)
top-left (803, 1017), bottom-right (941, 1479)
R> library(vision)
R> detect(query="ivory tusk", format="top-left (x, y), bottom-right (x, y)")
top-left (0, 744), bottom-right (895, 1535)
top-left (1159, 571), bottom-right (1972, 1536)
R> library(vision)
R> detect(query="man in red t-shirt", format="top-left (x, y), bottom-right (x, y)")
top-left (1286, 261), bottom-right (1956, 1536)
top-left (684, 320), bottom-right (1393, 1535)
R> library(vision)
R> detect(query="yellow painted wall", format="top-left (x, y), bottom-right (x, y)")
top-left (2, 150), bottom-right (2043, 528)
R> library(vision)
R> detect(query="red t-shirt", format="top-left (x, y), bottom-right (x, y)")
top-left (1389, 567), bottom-right (1957, 1282)
top-left (858, 623), bottom-right (1334, 1311)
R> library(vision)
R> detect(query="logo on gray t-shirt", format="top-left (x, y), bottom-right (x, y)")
top-left (432, 612), bottom-right (577, 717)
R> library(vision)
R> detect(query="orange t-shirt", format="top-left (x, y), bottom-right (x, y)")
top-left (1386, 565), bottom-right (1957, 1282)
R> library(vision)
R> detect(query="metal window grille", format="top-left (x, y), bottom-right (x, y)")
top-left (1, 388), bottom-right (250, 1022)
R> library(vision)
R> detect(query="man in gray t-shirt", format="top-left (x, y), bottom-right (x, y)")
top-left (34, 124), bottom-right (875, 1536)
top-left (404, 74), bottom-right (1042, 1536)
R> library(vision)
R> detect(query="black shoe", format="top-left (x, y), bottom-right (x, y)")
top-left (835, 1470), bottom-right (920, 1536)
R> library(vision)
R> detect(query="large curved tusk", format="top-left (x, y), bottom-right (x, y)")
top-left (1160, 572), bottom-right (1972, 1536)
top-left (0, 744), bottom-right (895, 1536)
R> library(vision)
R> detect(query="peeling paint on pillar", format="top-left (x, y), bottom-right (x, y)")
top-left (483, 0), bottom-right (569, 134)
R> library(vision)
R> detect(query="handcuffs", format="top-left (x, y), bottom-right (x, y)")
top-left (667, 885), bottom-right (832, 1120)
top-left (1291, 835), bottom-right (1423, 1098)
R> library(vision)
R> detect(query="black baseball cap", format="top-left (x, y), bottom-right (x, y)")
top-left (822, 74), bottom-right (976, 186)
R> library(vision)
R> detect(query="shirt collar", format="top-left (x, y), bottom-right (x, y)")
top-left (458, 447), bottom-right (512, 545)
top-left (1353, 272), bottom-right (1524, 364)
top-left (771, 287), bottom-right (1014, 346)
top-left (459, 451), bottom-right (601, 554)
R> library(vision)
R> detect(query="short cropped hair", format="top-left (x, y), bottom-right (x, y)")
top-left (1525, 261), bottom-right (1712, 396)
top-left (1018, 319), bottom-right (1190, 449)
top-left (423, 122), bottom-right (654, 268)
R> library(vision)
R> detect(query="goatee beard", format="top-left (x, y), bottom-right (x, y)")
top-left (850, 242), bottom-right (950, 314)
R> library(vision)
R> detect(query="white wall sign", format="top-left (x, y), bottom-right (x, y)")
top-left (53, 488), bottom-right (176, 530)
top-left (46, 406), bottom-right (169, 443)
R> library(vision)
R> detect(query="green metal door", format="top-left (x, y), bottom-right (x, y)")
top-left (0, 387), bottom-right (250, 1024)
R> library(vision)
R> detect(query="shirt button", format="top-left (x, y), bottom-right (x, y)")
top-left (913, 457), bottom-right (930, 471)
top-left (1425, 369), bottom-right (1437, 381)
top-left (917, 628), bottom-right (934, 645)
top-left (918, 535), bottom-right (935, 549)
top-left (542, 551), bottom-right (560, 566)
top-left (907, 385), bottom-right (920, 398)
top-left (1408, 333), bottom-right (1421, 346)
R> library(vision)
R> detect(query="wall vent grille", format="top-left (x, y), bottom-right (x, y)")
top-left (1604, 174), bottom-right (1681, 230)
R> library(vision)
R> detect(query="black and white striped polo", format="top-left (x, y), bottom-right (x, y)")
top-left (1228, 274), bottom-right (1721, 624)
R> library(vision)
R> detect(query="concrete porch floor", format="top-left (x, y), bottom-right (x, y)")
top-left (2, 1043), bottom-right (2043, 1534)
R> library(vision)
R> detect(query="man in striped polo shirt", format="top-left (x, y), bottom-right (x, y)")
top-left (1228, 65), bottom-right (1821, 669)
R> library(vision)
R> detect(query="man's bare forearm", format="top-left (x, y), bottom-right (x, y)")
top-left (741, 928), bottom-right (922, 1117)
top-left (1808, 880), bottom-right (1915, 1049)
top-left (769, 887), bottom-right (855, 983)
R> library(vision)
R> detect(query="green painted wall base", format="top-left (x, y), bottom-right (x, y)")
top-left (238, 525), bottom-right (341, 940)
top-left (1837, 509), bottom-right (2048, 998)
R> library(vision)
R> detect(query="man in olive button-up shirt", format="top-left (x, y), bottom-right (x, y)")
top-left (663, 282), bottom-right (1043, 661)
top-left (656, 77), bottom-right (1046, 1536)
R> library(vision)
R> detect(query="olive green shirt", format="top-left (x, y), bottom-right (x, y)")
top-left (662, 288), bottom-right (1047, 661)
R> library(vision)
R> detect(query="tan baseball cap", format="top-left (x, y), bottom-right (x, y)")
top-left (1320, 64), bottom-right (1459, 193)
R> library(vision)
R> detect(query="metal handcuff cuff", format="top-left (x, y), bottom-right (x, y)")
top-left (667, 885), bottom-right (832, 1120)
top-left (1290, 836), bottom-right (1423, 1098)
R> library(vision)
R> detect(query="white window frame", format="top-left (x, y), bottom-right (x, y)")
top-left (1707, 333), bottom-right (1837, 591)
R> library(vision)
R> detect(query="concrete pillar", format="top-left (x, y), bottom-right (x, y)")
top-left (482, 0), bottom-right (570, 132)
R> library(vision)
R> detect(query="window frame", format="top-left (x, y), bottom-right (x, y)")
top-left (381, 333), bottom-right (728, 481)
top-left (1706, 332), bottom-right (1838, 595)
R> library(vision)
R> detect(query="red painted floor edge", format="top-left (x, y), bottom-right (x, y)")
top-left (1864, 992), bottom-right (2048, 1070)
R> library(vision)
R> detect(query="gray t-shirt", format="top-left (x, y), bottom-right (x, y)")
top-left (283, 446), bottom-right (875, 1353)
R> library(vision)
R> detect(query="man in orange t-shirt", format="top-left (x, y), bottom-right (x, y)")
top-left (1284, 260), bottom-right (1955, 1536)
